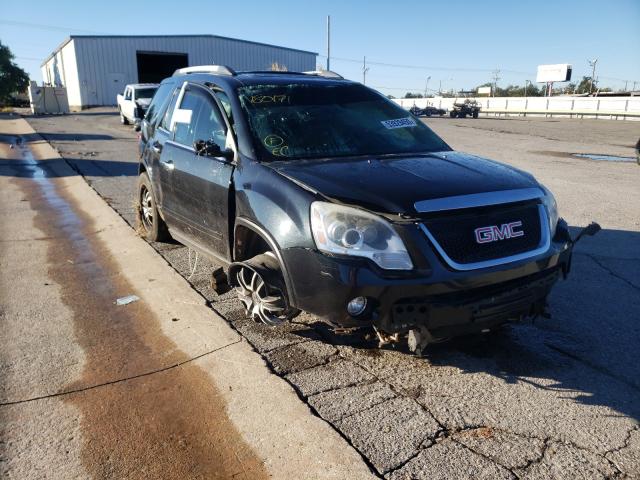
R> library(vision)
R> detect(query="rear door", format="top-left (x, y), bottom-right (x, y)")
top-left (163, 84), bottom-right (235, 257)
top-left (146, 84), bottom-right (182, 215)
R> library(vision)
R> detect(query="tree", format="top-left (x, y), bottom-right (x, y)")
top-left (0, 41), bottom-right (29, 104)
top-left (403, 92), bottom-right (424, 99)
top-left (576, 76), bottom-right (592, 94)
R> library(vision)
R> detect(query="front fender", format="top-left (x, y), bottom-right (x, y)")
top-left (234, 162), bottom-right (316, 251)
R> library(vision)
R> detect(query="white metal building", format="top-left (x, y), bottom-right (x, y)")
top-left (41, 35), bottom-right (317, 110)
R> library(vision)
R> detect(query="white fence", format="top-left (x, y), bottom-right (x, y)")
top-left (393, 96), bottom-right (640, 121)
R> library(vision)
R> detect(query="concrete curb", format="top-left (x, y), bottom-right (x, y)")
top-left (13, 115), bottom-right (377, 479)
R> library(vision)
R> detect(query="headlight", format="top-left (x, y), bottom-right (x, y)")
top-left (310, 202), bottom-right (413, 270)
top-left (540, 185), bottom-right (558, 238)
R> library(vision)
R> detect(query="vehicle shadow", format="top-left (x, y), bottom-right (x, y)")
top-left (0, 156), bottom-right (138, 178)
top-left (295, 227), bottom-right (640, 420)
top-left (21, 110), bottom-right (118, 118)
top-left (22, 132), bottom-right (116, 142)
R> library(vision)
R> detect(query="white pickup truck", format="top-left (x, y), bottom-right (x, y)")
top-left (116, 83), bottom-right (159, 125)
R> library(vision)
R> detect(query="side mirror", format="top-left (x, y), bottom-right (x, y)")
top-left (194, 139), bottom-right (234, 161)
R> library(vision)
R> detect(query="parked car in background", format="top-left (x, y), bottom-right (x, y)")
top-left (409, 104), bottom-right (447, 117)
top-left (117, 83), bottom-right (158, 125)
top-left (136, 65), bottom-right (597, 354)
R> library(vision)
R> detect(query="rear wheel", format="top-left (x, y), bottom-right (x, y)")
top-left (136, 172), bottom-right (170, 242)
top-left (472, 110), bottom-right (479, 119)
top-left (229, 253), bottom-right (300, 326)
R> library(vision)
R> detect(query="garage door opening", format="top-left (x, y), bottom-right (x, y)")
top-left (136, 51), bottom-right (189, 83)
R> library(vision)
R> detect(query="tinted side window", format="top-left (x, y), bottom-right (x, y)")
top-left (193, 95), bottom-right (227, 150)
top-left (124, 88), bottom-right (132, 100)
top-left (174, 91), bottom-right (204, 147)
top-left (145, 83), bottom-right (172, 125)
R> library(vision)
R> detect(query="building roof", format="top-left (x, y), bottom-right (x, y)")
top-left (42, 34), bottom-right (318, 66)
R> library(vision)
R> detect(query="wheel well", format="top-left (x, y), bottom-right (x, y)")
top-left (234, 225), bottom-right (272, 261)
top-left (138, 162), bottom-right (147, 176)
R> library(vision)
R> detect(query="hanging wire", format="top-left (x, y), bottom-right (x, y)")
top-left (187, 247), bottom-right (199, 280)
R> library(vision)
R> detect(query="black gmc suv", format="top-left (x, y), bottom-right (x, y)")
top-left (136, 65), bottom-right (595, 353)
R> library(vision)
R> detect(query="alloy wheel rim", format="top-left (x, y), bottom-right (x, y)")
top-left (140, 186), bottom-right (153, 229)
top-left (235, 266), bottom-right (288, 326)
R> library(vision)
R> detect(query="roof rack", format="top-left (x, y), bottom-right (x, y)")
top-left (302, 70), bottom-right (344, 79)
top-left (173, 65), bottom-right (236, 77)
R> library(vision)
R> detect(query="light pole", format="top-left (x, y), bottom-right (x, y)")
top-left (424, 76), bottom-right (431, 98)
top-left (588, 58), bottom-right (598, 94)
top-left (362, 56), bottom-right (370, 85)
top-left (326, 16), bottom-right (331, 71)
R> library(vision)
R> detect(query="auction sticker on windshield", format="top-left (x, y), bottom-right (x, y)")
top-left (381, 117), bottom-right (417, 129)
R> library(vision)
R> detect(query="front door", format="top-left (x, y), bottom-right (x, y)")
top-left (163, 84), bottom-right (235, 258)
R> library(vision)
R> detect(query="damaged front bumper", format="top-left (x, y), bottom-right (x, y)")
top-left (281, 219), bottom-right (578, 338)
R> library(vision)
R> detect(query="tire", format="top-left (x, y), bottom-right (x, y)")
top-left (120, 109), bottom-right (129, 125)
top-left (450, 111), bottom-right (457, 118)
top-left (229, 253), bottom-right (300, 326)
top-left (426, 111), bottom-right (432, 117)
top-left (136, 172), bottom-right (170, 242)
top-left (472, 111), bottom-right (479, 119)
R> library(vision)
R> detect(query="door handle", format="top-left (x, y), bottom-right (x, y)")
top-left (161, 159), bottom-right (174, 170)
top-left (152, 142), bottom-right (162, 154)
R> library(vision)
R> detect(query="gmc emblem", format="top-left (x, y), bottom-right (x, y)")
top-left (475, 221), bottom-right (524, 244)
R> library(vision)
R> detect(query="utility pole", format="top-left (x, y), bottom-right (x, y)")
top-left (491, 69), bottom-right (501, 97)
top-left (424, 76), bottom-right (431, 98)
top-left (525, 80), bottom-right (530, 97)
top-left (362, 56), bottom-right (370, 85)
top-left (588, 58), bottom-right (598, 94)
top-left (438, 79), bottom-right (442, 95)
top-left (624, 80), bottom-right (628, 92)
top-left (634, 81), bottom-right (638, 92)
top-left (326, 15), bottom-right (331, 71)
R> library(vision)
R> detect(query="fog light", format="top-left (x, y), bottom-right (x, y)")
top-left (347, 296), bottom-right (368, 316)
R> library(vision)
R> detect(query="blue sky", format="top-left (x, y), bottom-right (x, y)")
top-left (2, 0), bottom-right (639, 95)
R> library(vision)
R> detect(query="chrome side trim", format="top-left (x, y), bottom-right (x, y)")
top-left (419, 205), bottom-right (551, 271)
top-left (414, 187), bottom-right (544, 213)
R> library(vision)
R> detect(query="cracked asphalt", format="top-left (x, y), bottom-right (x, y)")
top-left (24, 109), bottom-right (640, 479)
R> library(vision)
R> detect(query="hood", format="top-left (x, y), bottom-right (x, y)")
top-left (268, 152), bottom-right (540, 214)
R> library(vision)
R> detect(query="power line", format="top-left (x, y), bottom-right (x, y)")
top-left (0, 19), bottom-right (108, 34)
top-left (317, 54), bottom-right (532, 75)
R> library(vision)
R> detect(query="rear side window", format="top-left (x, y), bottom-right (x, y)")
top-left (145, 83), bottom-right (173, 126)
top-left (160, 88), bottom-right (180, 131)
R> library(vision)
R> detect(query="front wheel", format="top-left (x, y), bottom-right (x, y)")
top-left (120, 109), bottom-right (129, 125)
top-left (136, 172), bottom-right (170, 242)
top-left (229, 253), bottom-right (300, 326)
top-left (450, 111), bottom-right (457, 118)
